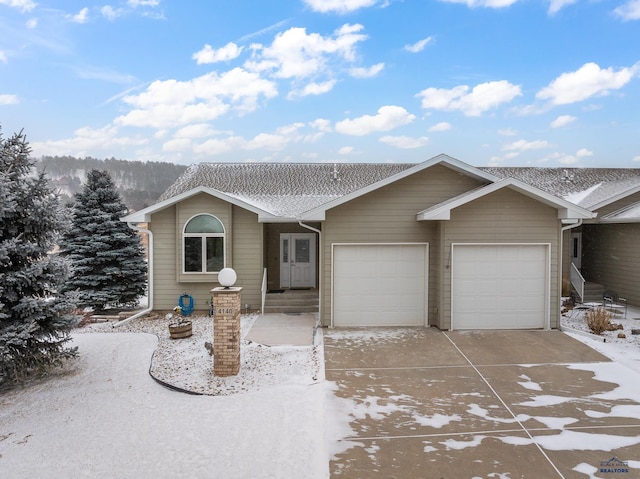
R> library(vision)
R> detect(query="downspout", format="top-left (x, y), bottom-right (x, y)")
top-left (113, 223), bottom-right (153, 328)
top-left (298, 221), bottom-right (323, 333)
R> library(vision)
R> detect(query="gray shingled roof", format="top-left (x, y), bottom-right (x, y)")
top-left (480, 167), bottom-right (640, 209)
top-left (159, 162), bottom-right (640, 218)
top-left (158, 162), bottom-right (415, 217)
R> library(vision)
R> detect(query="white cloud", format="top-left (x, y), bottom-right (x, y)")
top-left (536, 62), bottom-right (639, 105)
top-left (417, 80), bottom-right (522, 116)
top-left (338, 146), bottom-right (354, 155)
top-left (0, 51), bottom-right (7, 63)
top-left (193, 43), bottom-right (244, 64)
top-left (404, 37), bottom-right (433, 53)
top-left (289, 79), bottom-right (337, 99)
top-left (633, 155), bottom-right (640, 162)
top-left (101, 5), bottom-right (123, 20)
top-left (26, 17), bottom-right (37, 28)
top-left (128, 0), bottom-right (160, 6)
top-left (245, 133), bottom-right (289, 151)
top-left (498, 128), bottom-right (517, 136)
top-left (310, 118), bottom-right (332, 132)
top-left (349, 62), bottom-right (384, 78)
top-left (614, 0), bottom-right (640, 20)
top-left (31, 125), bottom-right (147, 157)
top-left (0, 94), bottom-right (19, 104)
top-left (0, 0), bottom-right (36, 12)
top-left (335, 105), bottom-right (416, 136)
top-left (115, 68), bottom-right (278, 129)
top-left (379, 135), bottom-right (429, 149)
top-left (69, 7), bottom-right (89, 24)
top-left (429, 121), bottom-right (451, 132)
top-left (550, 114), bottom-right (576, 128)
top-left (548, 0), bottom-right (577, 15)
top-left (502, 139), bottom-right (553, 152)
top-left (576, 148), bottom-right (593, 157)
top-left (173, 124), bottom-right (217, 139)
top-left (438, 0), bottom-right (519, 8)
top-left (245, 24), bottom-right (367, 80)
top-left (303, 0), bottom-right (379, 14)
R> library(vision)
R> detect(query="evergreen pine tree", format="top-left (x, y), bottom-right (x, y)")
top-left (61, 169), bottom-right (147, 311)
top-left (0, 129), bottom-right (79, 387)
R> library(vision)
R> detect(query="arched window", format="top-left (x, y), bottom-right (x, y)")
top-left (183, 214), bottom-right (225, 273)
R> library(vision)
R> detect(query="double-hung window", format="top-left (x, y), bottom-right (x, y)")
top-left (183, 214), bottom-right (225, 273)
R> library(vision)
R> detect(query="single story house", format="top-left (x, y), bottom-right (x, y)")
top-left (122, 154), bottom-right (639, 330)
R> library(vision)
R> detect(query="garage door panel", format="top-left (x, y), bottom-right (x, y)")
top-left (452, 244), bottom-right (548, 330)
top-left (333, 244), bottom-right (427, 327)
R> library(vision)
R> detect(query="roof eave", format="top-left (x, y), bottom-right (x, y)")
top-left (417, 178), bottom-right (596, 221)
top-left (120, 186), bottom-right (277, 223)
top-left (300, 154), bottom-right (499, 220)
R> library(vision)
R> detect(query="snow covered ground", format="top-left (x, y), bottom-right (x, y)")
top-left (1, 307), bottom-right (639, 478)
top-left (0, 314), bottom-right (351, 479)
top-left (561, 302), bottom-right (640, 376)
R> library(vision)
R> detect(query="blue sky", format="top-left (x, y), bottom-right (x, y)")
top-left (1, 0), bottom-right (639, 167)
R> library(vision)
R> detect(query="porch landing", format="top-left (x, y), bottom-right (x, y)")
top-left (245, 312), bottom-right (319, 346)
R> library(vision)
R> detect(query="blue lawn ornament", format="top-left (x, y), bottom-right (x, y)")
top-left (178, 294), bottom-right (195, 316)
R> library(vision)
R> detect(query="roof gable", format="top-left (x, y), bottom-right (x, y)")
top-left (300, 154), bottom-right (499, 221)
top-left (121, 186), bottom-right (279, 223)
top-left (416, 178), bottom-right (596, 221)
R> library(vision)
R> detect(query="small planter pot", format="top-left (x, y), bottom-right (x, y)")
top-left (168, 321), bottom-right (192, 339)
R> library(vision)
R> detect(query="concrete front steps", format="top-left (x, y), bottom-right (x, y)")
top-left (264, 289), bottom-right (319, 314)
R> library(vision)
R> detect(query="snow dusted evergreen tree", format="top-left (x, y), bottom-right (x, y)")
top-left (61, 169), bottom-right (147, 311)
top-left (0, 129), bottom-right (78, 387)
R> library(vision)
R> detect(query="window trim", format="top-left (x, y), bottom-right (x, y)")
top-left (182, 214), bottom-right (226, 274)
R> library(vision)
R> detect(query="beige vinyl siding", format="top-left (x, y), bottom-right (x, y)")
top-left (440, 188), bottom-right (561, 330)
top-left (582, 223), bottom-right (640, 306)
top-left (321, 164), bottom-right (485, 327)
top-left (149, 194), bottom-right (263, 312)
top-left (230, 205), bottom-right (263, 310)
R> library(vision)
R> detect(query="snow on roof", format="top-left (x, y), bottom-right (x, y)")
top-left (601, 201), bottom-right (640, 221)
top-left (157, 162), bottom-right (640, 219)
top-left (480, 167), bottom-right (640, 209)
top-left (158, 162), bottom-right (415, 218)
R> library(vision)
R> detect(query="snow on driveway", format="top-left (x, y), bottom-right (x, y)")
top-left (0, 332), bottom-right (339, 479)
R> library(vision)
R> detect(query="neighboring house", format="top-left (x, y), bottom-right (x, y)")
top-left (123, 154), bottom-right (640, 331)
top-left (483, 167), bottom-right (640, 307)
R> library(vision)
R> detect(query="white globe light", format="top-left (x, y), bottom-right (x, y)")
top-left (218, 268), bottom-right (237, 288)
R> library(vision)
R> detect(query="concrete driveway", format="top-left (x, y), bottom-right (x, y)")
top-left (324, 327), bottom-right (640, 478)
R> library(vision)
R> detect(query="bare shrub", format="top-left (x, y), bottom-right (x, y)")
top-left (586, 307), bottom-right (612, 335)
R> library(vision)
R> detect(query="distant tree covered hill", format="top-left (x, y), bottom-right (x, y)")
top-left (37, 156), bottom-right (187, 211)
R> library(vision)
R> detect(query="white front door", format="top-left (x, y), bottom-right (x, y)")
top-left (280, 233), bottom-right (316, 288)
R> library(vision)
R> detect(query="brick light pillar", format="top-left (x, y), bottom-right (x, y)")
top-left (211, 286), bottom-right (242, 376)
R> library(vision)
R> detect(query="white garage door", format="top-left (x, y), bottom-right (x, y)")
top-left (332, 244), bottom-right (427, 327)
top-left (452, 244), bottom-right (548, 330)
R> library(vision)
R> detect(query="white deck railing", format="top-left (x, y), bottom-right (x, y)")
top-left (570, 262), bottom-right (585, 302)
top-left (261, 267), bottom-right (267, 315)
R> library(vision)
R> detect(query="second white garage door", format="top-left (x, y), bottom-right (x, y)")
top-left (332, 244), bottom-right (427, 327)
top-left (451, 244), bottom-right (549, 330)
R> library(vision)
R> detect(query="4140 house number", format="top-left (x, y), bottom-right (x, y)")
top-left (216, 308), bottom-right (236, 315)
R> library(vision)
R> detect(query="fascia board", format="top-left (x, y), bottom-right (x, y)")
top-left (598, 200), bottom-right (640, 223)
top-left (417, 178), bottom-right (596, 221)
top-left (120, 186), bottom-right (277, 223)
top-left (588, 184), bottom-right (640, 212)
top-left (300, 153), bottom-right (499, 221)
